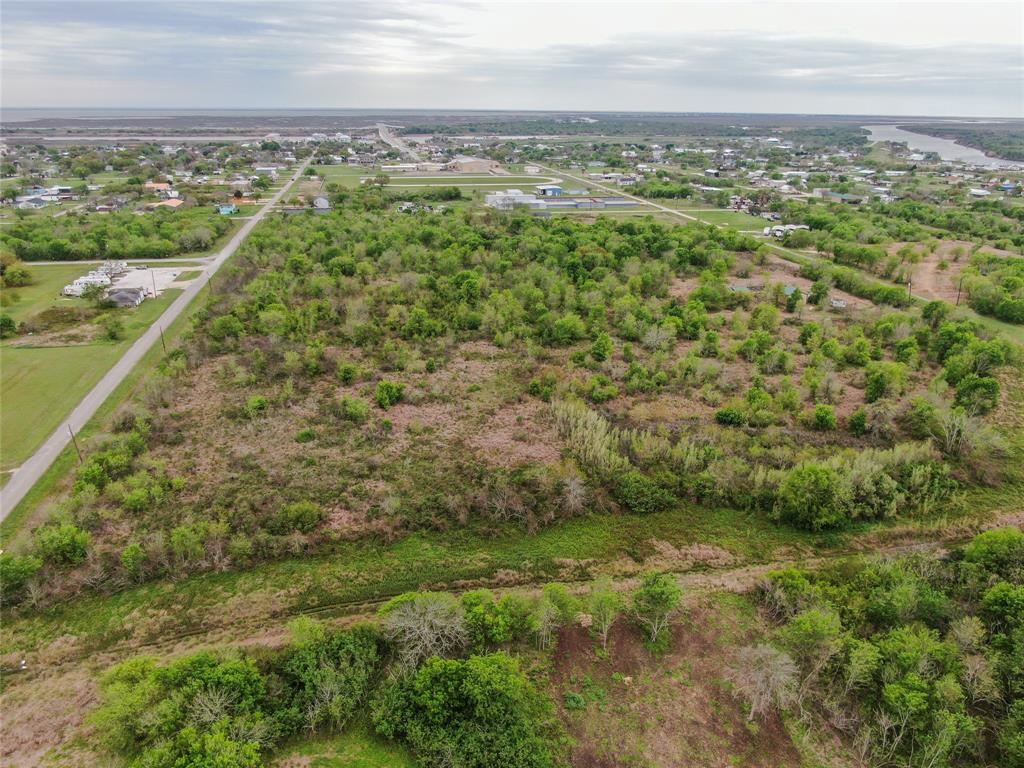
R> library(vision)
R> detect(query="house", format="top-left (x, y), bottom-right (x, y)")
top-left (704, 169), bottom-right (720, 178)
top-left (147, 198), bottom-right (185, 210)
top-left (524, 165), bottom-right (540, 175)
top-left (217, 204), bottom-right (238, 215)
top-left (144, 181), bottom-right (171, 191)
top-left (107, 286), bottom-right (147, 307)
top-left (312, 197), bottom-right (331, 211)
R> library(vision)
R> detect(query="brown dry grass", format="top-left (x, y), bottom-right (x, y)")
top-left (549, 602), bottom-right (802, 768)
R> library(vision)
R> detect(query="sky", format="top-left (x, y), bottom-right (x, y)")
top-left (1, 0), bottom-right (1022, 117)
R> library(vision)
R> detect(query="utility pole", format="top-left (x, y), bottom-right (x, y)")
top-left (67, 424), bottom-right (83, 464)
top-left (956, 275), bottom-right (966, 306)
top-left (150, 269), bottom-right (158, 298)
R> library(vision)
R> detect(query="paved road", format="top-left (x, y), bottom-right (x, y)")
top-left (377, 124), bottom-right (421, 162)
top-left (0, 159), bottom-right (311, 520)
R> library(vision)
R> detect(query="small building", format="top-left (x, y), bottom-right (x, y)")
top-left (107, 286), bottom-right (147, 308)
top-left (312, 196), bottom-right (331, 210)
top-left (535, 184), bottom-right (563, 197)
top-left (704, 169), bottom-right (720, 178)
top-left (968, 188), bottom-right (992, 198)
top-left (829, 298), bottom-right (848, 310)
top-left (218, 204), bottom-right (238, 215)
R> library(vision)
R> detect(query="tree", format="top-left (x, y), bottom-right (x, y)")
top-left (378, 591), bottom-right (466, 669)
top-left (0, 314), bottom-right (16, 339)
top-left (372, 653), bottom-right (556, 768)
top-left (728, 644), bottom-right (797, 721)
top-left (588, 578), bottom-right (622, 651)
top-left (632, 572), bottom-right (682, 646)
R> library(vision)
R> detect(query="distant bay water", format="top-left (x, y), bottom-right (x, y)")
top-left (863, 124), bottom-right (1024, 169)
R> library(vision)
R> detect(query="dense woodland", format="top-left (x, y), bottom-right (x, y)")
top-left (1, 208), bottom-right (234, 261)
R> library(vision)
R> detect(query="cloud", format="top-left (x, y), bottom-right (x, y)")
top-left (1, 1), bottom-right (1020, 116)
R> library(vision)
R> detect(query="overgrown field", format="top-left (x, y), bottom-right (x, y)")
top-left (2, 192), bottom-right (1023, 768)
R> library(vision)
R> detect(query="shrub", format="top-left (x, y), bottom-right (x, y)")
top-left (954, 374), bottom-right (1000, 414)
top-left (102, 314), bottom-right (124, 341)
top-left (809, 404), bottom-right (837, 431)
top-left (375, 380), bottom-right (405, 409)
top-left (715, 407), bottom-right (746, 426)
top-left (584, 374), bottom-right (619, 403)
top-left (243, 395), bottom-right (268, 420)
top-left (35, 523), bottom-right (90, 566)
top-left (590, 331), bottom-right (613, 362)
top-left (273, 501), bottom-right (324, 534)
top-left (772, 463), bottom-right (848, 530)
top-left (294, 427), bottom-right (316, 443)
top-left (632, 572), bottom-right (683, 646)
top-left (0, 313), bottom-right (17, 338)
top-left (528, 373), bottom-right (557, 401)
top-left (336, 361), bottom-right (359, 384)
top-left (0, 552), bottom-right (43, 596)
top-left (372, 653), bottom-right (556, 768)
top-left (339, 395), bottom-right (370, 423)
top-left (962, 527), bottom-right (1024, 580)
top-left (848, 407), bottom-right (868, 436)
top-left (614, 471), bottom-right (676, 515)
top-left (208, 314), bottom-right (244, 340)
top-left (864, 361), bottom-right (907, 403)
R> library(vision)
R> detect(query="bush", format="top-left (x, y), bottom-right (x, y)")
top-left (848, 407), bottom-right (868, 436)
top-left (0, 552), bottom-right (43, 596)
top-left (864, 361), bottom-right (907, 403)
top-left (528, 373), bottom-right (557, 401)
top-left (102, 314), bottom-right (124, 341)
top-left (962, 527), bottom-right (1024, 580)
top-left (584, 374), bottom-right (619, 403)
top-left (0, 314), bottom-right (16, 339)
top-left (372, 653), bottom-right (556, 768)
top-left (715, 407), bottom-right (746, 426)
top-left (954, 374), bottom-right (1000, 414)
top-left (243, 395), bottom-right (268, 420)
top-left (339, 395), bottom-right (370, 423)
top-left (808, 404), bottom-right (837, 431)
top-left (375, 380), bottom-right (405, 409)
top-left (209, 314), bottom-right (244, 341)
top-left (35, 523), bottom-right (91, 565)
top-left (772, 463), bottom-right (848, 530)
top-left (294, 427), bottom-right (316, 443)
top-left (272, 501), bottom-right (325, 534)
top-left (614, 471), bottom-right (676, 515)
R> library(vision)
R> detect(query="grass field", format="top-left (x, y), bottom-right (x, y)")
top-left (0, 289), bottom-right (182, 477)
top-left (272, 727), bottom-right (417, 767)
top-left (674, 208), bottom-right (767, 229)
top-left (0, 262), bottom-right (201, 322)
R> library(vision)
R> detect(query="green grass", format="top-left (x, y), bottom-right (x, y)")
top-left (0, 274), bottom-right (219, 543)
top-left (0, 265), bottom-right (93, 321)
top-left (0, 290), bottom-right (181, 475)
top-left (272, 726), bottom-right (418, 767)
top-left (0, 503), bottom-right (849, 656)
top-left (674, 209), bottom-right (767, 229)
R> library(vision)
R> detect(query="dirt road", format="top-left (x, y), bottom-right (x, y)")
top-left (0, 159), bottom-right (311, 521)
